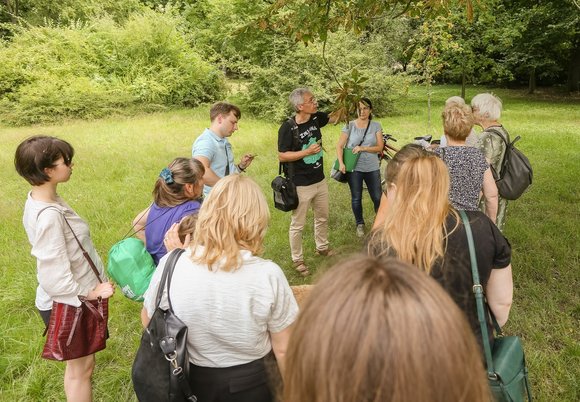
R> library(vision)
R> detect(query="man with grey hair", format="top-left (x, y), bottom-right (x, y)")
top-left (277, 88), bottom-right (336, 276)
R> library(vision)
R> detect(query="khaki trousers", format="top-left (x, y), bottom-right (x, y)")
top-left (289, 180), bottom-right (329, 263)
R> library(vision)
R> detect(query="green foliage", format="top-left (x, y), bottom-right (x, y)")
top-left (0, 10), bottom-right (225, 125)
top-left (0, 0), bottom-right (144, 26)
top-left (0, 86), bottom-right (579, 400)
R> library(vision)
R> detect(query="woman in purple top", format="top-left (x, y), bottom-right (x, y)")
top-left (133, 158), bottom-right (205, 264)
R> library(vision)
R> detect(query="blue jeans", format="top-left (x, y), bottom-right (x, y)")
top-left (347, 170), bottom-right (382, 225)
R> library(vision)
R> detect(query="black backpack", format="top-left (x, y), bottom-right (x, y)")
top-left (271, 118), bottom-right (300, 211)
top-left (488, 128), bottom-right (533, 200)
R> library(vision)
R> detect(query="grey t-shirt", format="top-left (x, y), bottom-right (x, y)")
top-left (343, 120), bottom-right (383, 172)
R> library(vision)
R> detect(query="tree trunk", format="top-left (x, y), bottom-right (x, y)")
top-left (461, 71), bottom-right (466, 99)
top-left (567, 46), bottom-right (580, 93)
top-left (527, 68), bottom-right (536, 94)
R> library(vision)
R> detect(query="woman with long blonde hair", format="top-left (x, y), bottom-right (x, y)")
top-left (141, 174), bottom-right (298, 402)
top-left (368, 144), bottom-right (514, 347)
top-left (284, 255), bottom-right (491, 402)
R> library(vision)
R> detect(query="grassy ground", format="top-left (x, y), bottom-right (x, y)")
top-left (0, 85), bottom-right (578, 401)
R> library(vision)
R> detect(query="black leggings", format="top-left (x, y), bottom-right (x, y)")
top-left (188, 352), bottom-right (279, 402)
top-left (38, 309), bottom-right (51, 327)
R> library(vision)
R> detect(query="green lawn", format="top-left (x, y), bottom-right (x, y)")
top-left (0, 85), bottom-right (578, 401)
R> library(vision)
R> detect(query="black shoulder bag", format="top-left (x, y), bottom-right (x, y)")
top-left (271, 117), bottom-right (300, 211)
top-left (460, 210), bottom-right (532, 402)
top-left (132, 248), bottom-right (197, 402)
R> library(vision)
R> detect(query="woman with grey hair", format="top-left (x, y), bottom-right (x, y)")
top-left (471, 93), bottom-right (508, 232)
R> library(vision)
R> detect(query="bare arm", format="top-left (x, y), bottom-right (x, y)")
top-left (372, 193), bottom-right (389, 230)
top-left (270, 325), bottom-right (292, 376)
top-left (141, 307), bottom-right (150, 328)
top-left (336, 132), bottom-right (349, 173)
top-left (132, 207), bottom-right (150, 242)
top-left (482, 168), bottom-right (499, 223)
top-left (486, 265), bottom-right (513, 327)
top-left (278, 142), bottom-right (321, 163)
top-left (353, 131), bottom-right (384, 154)
top-left (194, 155), bottom-right (221, 187)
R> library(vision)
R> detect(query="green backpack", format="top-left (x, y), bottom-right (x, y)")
top-left (108, 237), bottom-right (156, 302)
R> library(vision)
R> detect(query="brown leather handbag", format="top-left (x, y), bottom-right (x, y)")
top-left (39, 208), bottom-right (109, 361)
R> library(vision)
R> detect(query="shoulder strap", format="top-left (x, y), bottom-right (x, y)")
top-left (486, 127), bottom-right (510, 146)
top-left (357, 120), bottom-right (372, 147)
top-left (155, 248), bottom-right (186, 311)
top-left (459, 210), bottom-right (496, 379)
top-left (37, 206), bottom-right (102, 283)
top-left (281, 117), bottom-right (300, 179)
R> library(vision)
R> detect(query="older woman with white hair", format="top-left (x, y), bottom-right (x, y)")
top-left (142, 174), bottom-right (298, 402)
top-left (471, 93), bottom-right (508, 231)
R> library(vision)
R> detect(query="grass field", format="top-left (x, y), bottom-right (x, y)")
top-left (0, 85), bottom-right (578, 401)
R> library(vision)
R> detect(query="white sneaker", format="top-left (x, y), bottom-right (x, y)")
top-left (356, 224), bottom-right (365, 238)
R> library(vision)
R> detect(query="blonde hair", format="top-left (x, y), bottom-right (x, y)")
top-left (191, 175), bottom-right (269, 271)
top-left (369, 146), bottom-right (456, 272)
top-left (153, 158), bottom-right (204, 207)
top-left (442, 102), bottom-right (474, 140)
top-left (284, 255), bottom-right (491, 402)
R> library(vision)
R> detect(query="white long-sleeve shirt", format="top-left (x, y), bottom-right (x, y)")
top-left (23, 192), bottom-right (105, 310)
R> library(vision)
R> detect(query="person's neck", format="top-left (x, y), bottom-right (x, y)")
top-left (446, 137), bottom-right (466, 146)
top-left (31, 183), bottom-right (58, 203)
top-left (294, 111), bottom-right (311, 125)
top-left (480, 120), bottom-right (501, 130)
top-left (208, 123), bottom-right (226, 138)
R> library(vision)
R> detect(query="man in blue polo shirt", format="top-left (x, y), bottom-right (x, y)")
top-left (192, 102), bottom-right (255, 196)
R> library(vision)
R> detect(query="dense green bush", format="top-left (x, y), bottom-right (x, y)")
top-left (0, 10), bottom-right (225, 125)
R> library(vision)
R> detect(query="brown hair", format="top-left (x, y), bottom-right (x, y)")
top-left (153, 158), bottom-right (204, 207)
top-left (209, 102), bottom-right (241, 122)
top-left (178, 213), bottom-right (198, 243)
top-left (284, 255), bottom-right (491, 402)
top-left (14, 135), bottom-right (74, 185)
top-left (370, 146), bottom-right (457, 272)
top-left (192, 175), bottom-right (269, 271)
top-left (442, 102), bottom-right (474, 140)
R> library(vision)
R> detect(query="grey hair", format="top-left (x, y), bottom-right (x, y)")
top-left (445, 96), bottom-right (465, 106)
top-left (471, 93), bottom-right (502, 121)
top-left (289, 87), bottom-right (311, 111)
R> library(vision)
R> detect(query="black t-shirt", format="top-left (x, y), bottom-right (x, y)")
top-left (431, 210), bottom-right (511, 348)
top-left (278, 112), bottom-right (330, 187)
top-left (367, 210), bottom-right (511, 349)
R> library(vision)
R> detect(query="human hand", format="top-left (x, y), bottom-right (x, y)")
top-left (163, 222), bottom-right (190, 251)
top-left (307, 142), bottom-right (321, 155)
top-left (352, 146), bottom-right (363, 154)
top-left (239, 154), bottom-right (256, 170)
top-left (88, 282), bottom-right (115, 300)
top-left (329, 107), bottom-right (347, 125)
top-left (339, 162), bottom-right (346, 174)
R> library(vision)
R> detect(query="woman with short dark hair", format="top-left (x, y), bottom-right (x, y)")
top-left (15, 135), bottom-right (115, 402)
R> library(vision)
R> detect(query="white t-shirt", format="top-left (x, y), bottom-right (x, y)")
top-left (143, 247), bottom-right (299, 368)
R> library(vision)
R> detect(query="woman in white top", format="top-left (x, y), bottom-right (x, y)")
top-left (335, 98), bottom-right (384, 237)
top-left (142, 174), bottom-right (298, 402)
top-left (15, 136), bottom-right (115, 402)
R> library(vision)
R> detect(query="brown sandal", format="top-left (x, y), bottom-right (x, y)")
top-left (293, 261), bottom-right (310, 277)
